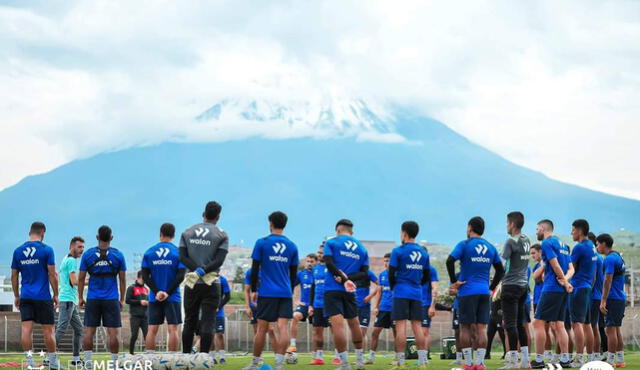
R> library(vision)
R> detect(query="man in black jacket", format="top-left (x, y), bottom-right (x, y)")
top-left (125, 271), bottom-right (148, 355)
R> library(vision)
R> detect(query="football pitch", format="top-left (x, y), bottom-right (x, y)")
top-left (0, 353), bottom-right (638, 370)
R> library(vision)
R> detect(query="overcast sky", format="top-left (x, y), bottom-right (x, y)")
top-left (2, 1), bottom-right (639, 199)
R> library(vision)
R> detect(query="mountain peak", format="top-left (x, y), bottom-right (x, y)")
top-left (195, 98), bottom-right (397, 138)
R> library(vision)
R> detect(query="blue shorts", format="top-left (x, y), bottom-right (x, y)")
top-left (534, 291), bottom-right (567, 322)
top-left (569, 287), bottom-right (591, 324)
top-left (392, 298), bottom-right (422, 321)
top-left (452, 309), bottom-right (459, 330)
top-left (85, 299), bottom-right (121, 328)
top-left (324, 291), bottom-right (357, 319)
top-left (294, 305), bottom-right (309, 321)
top-left (148, 301), bottom-right (182, 325)
top-left (311, 307), bottom-right (329, 328)
top-left (458, 294), bottom-right (490, 325)
top-left (590, 299), bottom-right (601, 326)
top-left (421, 306), bottom-right (432, 328)
top-left (256, 297), bottom-right (293, 322)
top-left (20, 299), bottom-right (54, 325)
top-left (215, 316), bottom-right (225, 333)
top-left (604, 300), bottom-right (625, 327)
top-left (374, 311), bottom-right (393, 329)
top-left (357, 305), bottom-right (371, 327)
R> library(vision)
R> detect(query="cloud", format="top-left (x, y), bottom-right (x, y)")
top-left (0, 1), bottom-right (639, 199)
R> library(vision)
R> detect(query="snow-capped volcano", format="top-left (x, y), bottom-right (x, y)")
top-left (194, 98), bottom-right (404, 142)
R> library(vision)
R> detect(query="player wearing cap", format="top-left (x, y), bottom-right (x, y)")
top-left (11, 222), bottom-right (61, 369)
top-left (323, 219), bottom-right (369, 370)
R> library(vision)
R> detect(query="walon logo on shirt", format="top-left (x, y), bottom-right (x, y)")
top-left (153, 248), bottom-right (173, 265)
top-left (190, 227), bottom-right (212, 246)
top-left (471, 244), bottom-right (491, 263)
top-left (269, 243), bottom-right (289, 262)
top-left (406, 250), bottom-right (424, 270)
top-left (339, 241), bottom-right (361, 260)
top-left (20, 247), bottom-right (39, 265)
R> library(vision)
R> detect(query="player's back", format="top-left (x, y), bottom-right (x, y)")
top-left (11, 241), bottom-right (54, 300)
top-left (451, 237), bottom-right (500, 297)
top-left (142, 242), bottom-right (183, 302)
top-left (323, 235), bottom-right (369, 292)
top-left (80, 246), bottom-right (126, 300)
top-left (180, 222), bottom-right (228, 273)
top-left (390, 242), bottom-right (429, 299)
top-left (570, 239), bottom-right (596, 289)
top-left (604, 252), bottom-right (626, 301)
top-left (251, 234), bottom-right (299, 298)
top-left (312, 264), bottom-right (327, 308)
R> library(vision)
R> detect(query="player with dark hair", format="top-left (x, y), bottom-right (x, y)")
top-left (79, 225), bottom-right (127, 368)
top-left (11, 222), bottom-right (61, 369)
top-left (446, 216), bottom-right (504, 370)
top-left (142, 223), bottom-right (185, 354)
top-left (597, 233), bottom-right (626, 367)
top-left (55, 236), bottom-right (85, 366)
top-left (566, 219), bottom-right (596, 367)
top-left (180, 201), bottom-right (229, 354)
top-left (323, 219), bottom-right (369, 370)
top-left (389, 221), bottom-right (430, 368)
top-left (287, 253), bottom-right (317, 353)
top-left (126, 271), bottom-right (149, 355)
top-left (244, 211), bottom-right (299, 370)
top-left (530, 220), bottom-right (573, 369)
top-left (308, 245), bottom-right (329, 365)
top-left (500, 211), bottom-right (532, 369)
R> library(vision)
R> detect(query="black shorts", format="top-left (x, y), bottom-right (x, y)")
top-left (357, 305), bottom-right (371, 327)
top-left (569, 287), bottom-right (591, 324)
top-left (148, 301), bottom-right (182, 325)
top-left (458, 294), bottom-right (491, 324)
top-left (324, 291), bottom-right (357, 319)
top-left (452, 309), bottom-right (459, 330)
top-left (215, 316), bottom-right (225, 333)
top-left (85, 299), bottom-right (121, 328)
top-left (590, 299), bottom-right (601, 326)
top-left (256, 297), bottom-right (293, 322)
top-left (421, 306), bottom-right (432, 328)
top-left (534, 291), bottom-right (567, 323)
top-left (564, 306), bottom-right (572, 330)
top-left (392, 298), bottom-right (423, 321)
top-left (604, 299), bottom-right (625, 327)
top-left (20, 299), bottom-right (54, 325)
top-left (294, 305), bottom-right (309, 321)
top-left (374, 311), bottom-right (393, 329)
top-left (312, 307), bottom-right (330, 327)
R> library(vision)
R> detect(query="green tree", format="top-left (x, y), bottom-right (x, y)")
top-left (233, 265), bottom-right (245, 284)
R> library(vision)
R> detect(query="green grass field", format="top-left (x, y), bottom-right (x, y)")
top-left (0, 353), bottom-right (638, 370)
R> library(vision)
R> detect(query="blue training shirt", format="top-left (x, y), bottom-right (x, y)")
top-left (141, 242), bottom-right (185, 303)
top-left (592, 254), bottom-right (604, 300)
top-left (311, 264), bottom-right (327, 309)
top-left (11, 241), bottom-right (55, 300)
top-left (323, 235), bottom-right (369, 293)
top-left (356, 270), bottom-right (379, 307)
top-left (533, 262), bottom-right (543, 304)
top-left (251, 234), bottom-right (299, 298)
top-left (79, 247), bottom-right (127, 300)
top-left (603, 252), bottom-right (626, 301)
top-left (570, 239), bottom-right (597, 289)
top-left (450, 237), bottom-right (500, 297)
top-left (540, 236), bottom-right (570, 293)
top-left (216, 276), bottom-right (231, 317)
top-left (296, 269), bottom-right (314, 305)
top-left (390, 243), bottom-right (430, 300)
top-left (378, 270), bottom-right (393, 312)
top-left (421, 266), bottom-right (439, 307)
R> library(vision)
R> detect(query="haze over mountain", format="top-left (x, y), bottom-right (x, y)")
top-left (1, 99), bottom-right (638, 266)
